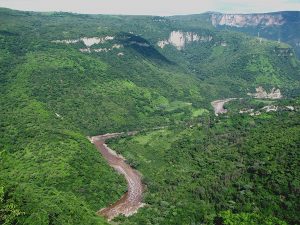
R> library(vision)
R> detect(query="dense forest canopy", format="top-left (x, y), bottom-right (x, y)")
top-left (0, 7), bottom-right (299, 225)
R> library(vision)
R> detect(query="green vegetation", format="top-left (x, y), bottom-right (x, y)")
top-left (110, 110), bottom-right (300, 224)
top-left (0, 7), bottom-right (299, 225)
top-left (0, 186), bottom-right (24, 225)
top-left (0, 54), bottom-right (126, 224)
top-left (217, 210), bottom-right (287, 225)
top-left (213, 11), bottom-right (300, 58)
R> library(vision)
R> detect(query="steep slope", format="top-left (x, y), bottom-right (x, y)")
top-left (209, 11), bottom-right (300, 58)
top-left (156, 29), bottom-right (300, 98)
top-left (110, 107), bottom-right (300, 224)
top-left (0, 8), bottom-right (208, 224)
top-left (0, 8), bottom-right (300, 225)
top-left (0, 51), bottom-right (127, 224)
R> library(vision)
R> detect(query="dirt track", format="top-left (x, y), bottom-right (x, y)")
top-left (89, 132), bottom-right (143, 221)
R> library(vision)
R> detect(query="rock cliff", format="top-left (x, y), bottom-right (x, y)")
top-left (211, 13), bottom-right (285, 27)
top-left (157, 31), bottom-right (212, 50)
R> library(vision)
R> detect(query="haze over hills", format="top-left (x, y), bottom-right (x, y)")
top-left (0, 7), bottom-right (299, 225)
top-left (169, 11), bottom-right (300, 57)
top-left (209, 11), bottom-right (300, 57)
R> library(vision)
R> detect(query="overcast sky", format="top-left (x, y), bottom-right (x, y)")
top-left (0, 0), bottom-right (300, 15)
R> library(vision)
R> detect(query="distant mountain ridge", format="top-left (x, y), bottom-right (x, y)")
top-left (211, 12), bottom-right (286, 27)
top-left (208, 11), bottom-right (300, 57)
top-left (0, 7), bottom-right (300, 225)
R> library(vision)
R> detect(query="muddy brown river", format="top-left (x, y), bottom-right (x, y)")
top-left (211, 98), bottom-right (236, 115)
top-left (89, 132), bottom-right (144, 221)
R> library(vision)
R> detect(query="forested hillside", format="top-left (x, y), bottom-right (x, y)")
top-left (109, 103), bottom-right (300, 224)
top-left (208, 11), bottom-right (300, 58)
top-left (0, 7), bottom-right (299, 225)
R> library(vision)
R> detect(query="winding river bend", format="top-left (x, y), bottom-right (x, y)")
top-left (89, 132), bottom-right (144, 221)
top-left (89, 99), bottom-right (236, 220)
top-left (211, 98), bottom-right (236, 115)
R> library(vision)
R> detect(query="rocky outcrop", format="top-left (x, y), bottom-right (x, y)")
top-left (286, 106), bottom-right (295, 111)
top-left (239, 108), bottom-right (254, 114)
top-left (157, 31), bottom-right (212, 50)
top-left (262, 105), bottom-right (278, 112)
top-left (238, 104), bottom-right (297, 116)
top-left (52, 36), bottom-right (115, 47)
top-left (247, 86), bottom-right (282, 99)
top-left (211, 13), bottom-right (285, 27)
top-left (80, 44), bottom-right (123, 53)
top-left (52, 36), bottom-right (123, 53)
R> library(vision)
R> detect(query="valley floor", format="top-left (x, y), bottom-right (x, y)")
top-left (90, 133), bottom-right (144, 220)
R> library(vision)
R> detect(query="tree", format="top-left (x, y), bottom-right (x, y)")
top-left (217, 210), bottom-right (287, 225)
top-left (0, 186), bottom-right (24, 225)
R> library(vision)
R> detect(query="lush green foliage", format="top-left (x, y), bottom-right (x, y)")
top-left (217, 210), bottom-right (287, 225)
top-left (0, 68), bottom-right (125, 224)
top-left (213, 11), bottom-right (300, 58)
top-left (0, 186), bottom-right (24, 225)
top-left (110, 110), bottom-right (300, 224)
top-left (0, 19), bottom-right (127, 223)
top-left (0, 7), bottom-right (299, 225)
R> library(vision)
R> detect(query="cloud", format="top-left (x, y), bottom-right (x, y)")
top-left (0, 0), bottom-right (299, 15)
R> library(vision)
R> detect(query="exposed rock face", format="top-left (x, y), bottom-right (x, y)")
top-left (286, 106), bottom-right (295, 111)
top-left (247, 86), bottom-right (282, 99)
top-left (53, 36), bottom-right (123, 53)
top-left (262, 105), bottom-right (278, 112)
top-left (249, 111), bottom-right (261, 116)
top-left (211, 13), bottom-right (285, 27)
top-left (157, 40), bottom-right (169, 49)
top-left (239, 105), bottom-right (296, 116)
top-left (80, 44), bottom-right (123, 53)
top-left (52, 39), bottom-right (79, 44)
top-left (209, 11), bottom-right (300, 57)
top-left (52, 36), bottom-right (115, 47)
top-left (157, 31), bottom-right (212, 50)
top-left (239, 108), bottom-right (254, 114)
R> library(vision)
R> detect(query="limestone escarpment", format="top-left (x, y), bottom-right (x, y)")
top-left (157, 31), bottom-right (212, 50)
top-left (211, 13), bottom-right (285, 27)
